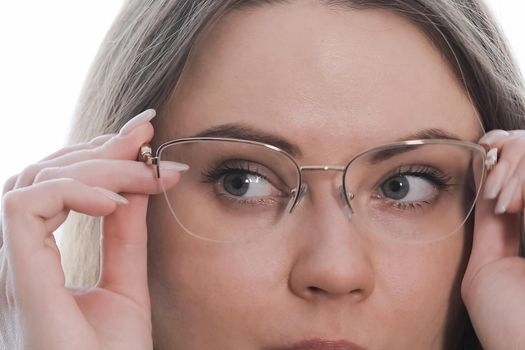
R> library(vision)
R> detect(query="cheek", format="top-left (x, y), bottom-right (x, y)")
top-left (147, 200), bottom-right (287, 340)
top-left (147, 195), bottom-right (473, 347)
top-left (374, 230), bottom-right (471, 342)
top-left (164, 238), bottom-right (283, 302)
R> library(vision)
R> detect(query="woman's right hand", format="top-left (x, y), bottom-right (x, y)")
top-left (0, 109), bottom-right (183, 350)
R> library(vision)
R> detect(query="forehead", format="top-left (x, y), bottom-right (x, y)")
top-left (162, 1), bottom-right (481, 160)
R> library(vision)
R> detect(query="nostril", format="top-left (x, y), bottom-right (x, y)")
top-left (307, 286), bottom-right (363, 296)
top-left (307, 286), bottom-right (323, 294)
top-left (349, 289), bottom-right (366, 301)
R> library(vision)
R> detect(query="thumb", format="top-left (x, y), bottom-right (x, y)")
top-left (98, 193), bottom-right (151, 309)
top-left (463, 194), bottom-right (520, 291)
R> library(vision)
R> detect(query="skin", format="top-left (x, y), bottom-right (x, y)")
top-left (147, 2), bottom-right (480, 349)
top-left (1, 2), bottom-right (525, 350)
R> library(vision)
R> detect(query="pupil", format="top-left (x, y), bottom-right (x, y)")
top-left (224, 172), bottom-right (250, 196)
top-left (382, 175), bottom-right (409, 200)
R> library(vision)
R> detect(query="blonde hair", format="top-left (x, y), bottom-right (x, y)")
top-left (61, 0), bottom-right (525, 346)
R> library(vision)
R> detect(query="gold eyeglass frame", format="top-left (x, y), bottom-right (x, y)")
top-left (140, 137), bottom-right (498, 220)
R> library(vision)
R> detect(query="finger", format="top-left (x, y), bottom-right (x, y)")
top-left (497, 134), bottom-right (525, 176)
top-left (98, 193), bottom-right (151, 309)
top-left (14, 122), bottom-right (154, 190)
top-left (1, 135), bottom-right (114, 198)
top-left (96, 159), bottom-right (185, 307)
top-left (478, 129), bottom-right (511, 147)
top-left (478, 129), bottom-right (525, 149)
top-left (480, 131), bottom-right (525, 200)
top-left (483, 159), bottom-right (510, 200)
top-left (499, 141), bottom-right (525, 213)
top-left (1, 174), bottom-right (19, 247)
top-left (2, 174), bottom-right (18, 195)
top-left (13, 109), bottom-right (156, 190)
top-left (2, 178), bottom-right (126, 349)
top-left (33, 159), bottom-right (186, 195)
top-left (38, 133), bottom-right (115, 162)
top-left (2, 178), bottom-right (126, 290)
top-left (493, 176), bottom-right (520, 214)
top-left (38, 107), bottom-right (155, 165)
top-left (463, 194), bottom-right (521, 293)
top-left (493, 143), bottom-right (525, 214)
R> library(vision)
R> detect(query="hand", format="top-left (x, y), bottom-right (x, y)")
top-left (0, 109), bottom-right (184, 350)
top-left (462, 130), bottom-right (525, 350)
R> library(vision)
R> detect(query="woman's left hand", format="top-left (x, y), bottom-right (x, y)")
top-left (462, 129), bottom-right (525, 350)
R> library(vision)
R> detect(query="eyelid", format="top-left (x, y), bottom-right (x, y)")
top-left (372, 165), bottom-right (453, 195)
top-left (203, 159), bottom-right (292, 194)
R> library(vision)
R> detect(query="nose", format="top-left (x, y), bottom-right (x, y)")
top-left (289, 165), bottom-right (354, 217)
top-left (288, 185), bottom-right (375, 302)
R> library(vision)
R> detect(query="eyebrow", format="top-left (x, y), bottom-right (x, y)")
top-left (369, 128), bottom-right (462, 163)
top-left (190, 123), bottom-right (462, 160)
top-left (191, 123), bottom-right (303, 157)
top-left (398, 128), bottom-right (461, 142)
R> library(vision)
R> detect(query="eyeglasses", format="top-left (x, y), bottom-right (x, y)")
top-left (140, 137), bottom-right (497, 244)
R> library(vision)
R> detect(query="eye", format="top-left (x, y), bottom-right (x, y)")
top-left (221, 170), bottom-right (274, 197)
top-left (201, 159), bottom-right (291, 206)
top-left (380, 174), bottom-right (437, 202)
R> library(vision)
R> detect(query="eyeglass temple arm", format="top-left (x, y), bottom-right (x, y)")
top-left (139, 144), bottom-right (160, 178)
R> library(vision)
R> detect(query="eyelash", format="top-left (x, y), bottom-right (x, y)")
top-left (201, 159), bottom-right (269, 183)
top-left (201, 161), bottom-right (455, 211)
top-left (200, 159), bottom-right (282, 207)
top-left (376, 165), bottom-right (454, 211)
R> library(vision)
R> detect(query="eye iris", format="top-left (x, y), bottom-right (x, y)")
top-left (223, 172), bottom-right (250, 196)
top-left (382, 175), bottom-right (409, 200)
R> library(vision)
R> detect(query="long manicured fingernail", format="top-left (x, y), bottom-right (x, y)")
top-left (483, 160), bottom-right (509, 199)
top-left (93, 187), bottom-right (129, 205)
top-left (119, 109), bottom-right (156, 136)
top-left (479, 130), bottom-right (509, 146)
top-left (494, 177), bottom-right (518, 214)
top-left (159, 161), bottom-right (190, 172)
top-left (484, 185), bottom-right (501, 200)
top-left (90, 133), bottom-right (116, 145)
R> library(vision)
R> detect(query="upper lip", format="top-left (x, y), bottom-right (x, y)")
top-left (267, 338), bottom-right (368, 350)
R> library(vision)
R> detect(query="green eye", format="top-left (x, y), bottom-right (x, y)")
top-left (222, 171), bottom-right (253, 197)
top-left (381, 175), bottom-right (410, 200)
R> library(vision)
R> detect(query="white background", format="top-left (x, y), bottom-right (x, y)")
top-left (0, 1), bottom-right (125, 189)
top-left (0, 1), bottom-right (523, 193)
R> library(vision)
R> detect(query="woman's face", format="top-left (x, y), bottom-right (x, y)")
top-left (147, 2), bottom-right (482, 349)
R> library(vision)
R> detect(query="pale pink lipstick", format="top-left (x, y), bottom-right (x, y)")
top-left (268, 338), bottom-right (368, 350)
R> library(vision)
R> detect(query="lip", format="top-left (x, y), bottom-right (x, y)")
top-left (267, 338), bottom-right (368, 350)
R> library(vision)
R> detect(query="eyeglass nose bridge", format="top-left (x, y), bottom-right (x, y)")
top-left (285, 165), bottom-right (355, 218)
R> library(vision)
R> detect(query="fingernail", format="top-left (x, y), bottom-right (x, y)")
top-left (484, 187), bottom-right (500, 200)
top-left (119, 109), bottom-right (156, 136)
top-left (93, 187), bottom-right (129, 205)
top-left (494, 177), bottom-right (518, 214)
top-left (90, 133), bottom-right (116, 145)
top-left (479, 130), bottom-right (509, 146)
top-left (159, 161), bottom-right (190, 172)
top-left (483, 160), bottom-right (509, 199)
